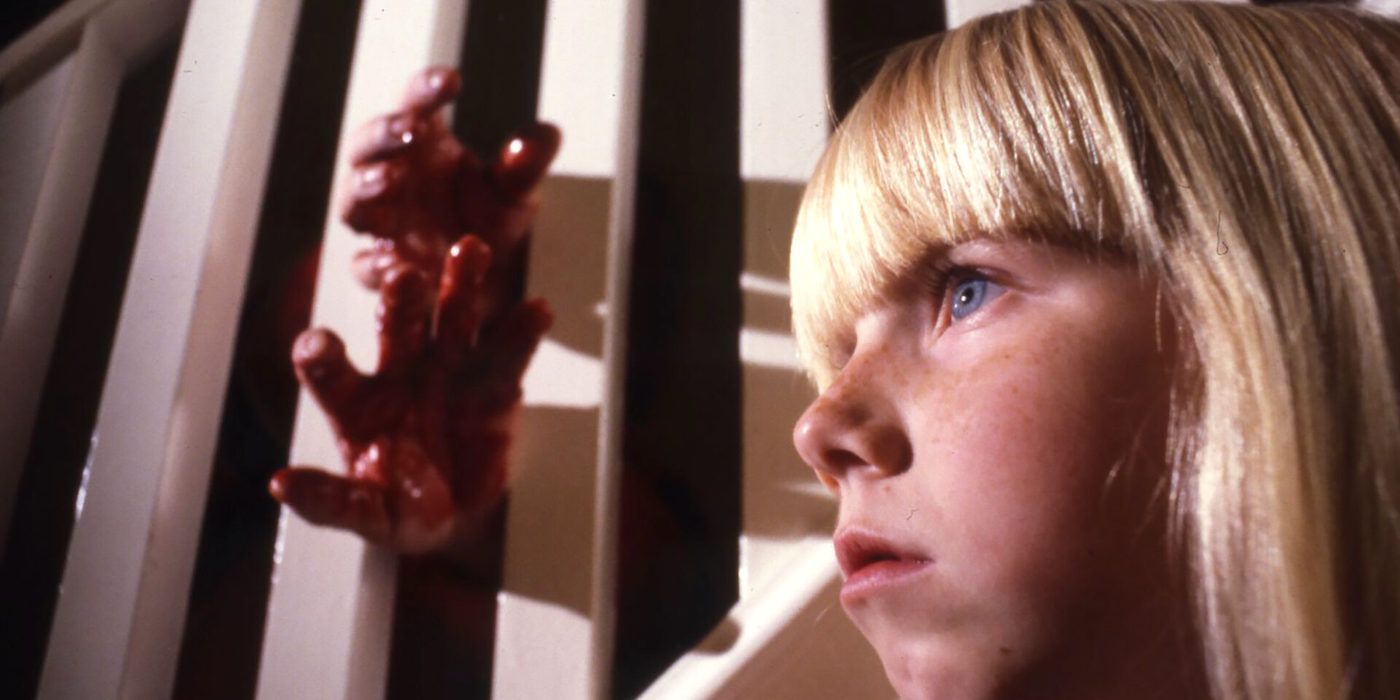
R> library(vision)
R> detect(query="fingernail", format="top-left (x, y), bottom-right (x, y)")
top-left (520, 123), bottom-right (562, 156)
top-left (421, 67), bottom-right (460, 99)
top-left (269, 472), bottom-right (288, 501)
top-left (294, 331), bottom-right (342, 378)
top-left (426, 69), bottom-right (446, 93)
top-left (388, 114), bottom-right (415, 145)
top-left (355, 163), bottom-right (389, 197)
top-left (296, 329), bottom-right (328, 357)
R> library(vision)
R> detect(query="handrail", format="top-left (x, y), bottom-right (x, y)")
top-left (0, 0), bottom-right (105, 96)
top-left (37, 0), bottom-right (297, 696)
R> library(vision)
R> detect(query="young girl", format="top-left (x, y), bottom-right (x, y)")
top-left (789, 1), bottom-right (1400, 697)
top-left (274, 0), bottom-right (1400, 697)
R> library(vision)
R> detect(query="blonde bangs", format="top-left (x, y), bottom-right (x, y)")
top-left (790, 7), bottom-right (1163, 388)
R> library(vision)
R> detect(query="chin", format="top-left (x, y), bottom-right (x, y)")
top-left (866, 632), bottom-right (996, 700)
top-left (861, 621), bottom-right (1042, 700)
top-left (882, 653), bottom-right (975, 700)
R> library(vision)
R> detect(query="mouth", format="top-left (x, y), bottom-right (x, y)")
top-left (835, 527), bottom-right (933, 604)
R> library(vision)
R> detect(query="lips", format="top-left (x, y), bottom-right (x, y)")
top-left (835, 527), bottom-right (933, 603)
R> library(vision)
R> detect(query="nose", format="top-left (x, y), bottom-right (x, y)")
top-left (793, 371), bottom-right (912, 491)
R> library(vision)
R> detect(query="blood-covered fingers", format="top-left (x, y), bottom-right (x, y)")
top-left (350, 230), bottom-right (452, 292)
top-left (340, 110), bottom-right (447, 234)
top-left (293, 328), bottom-right (369, 423)
top-left (376, 265), bottom-right (435, 375)
top-left (351, 244), bottom-right (398, 289)
top-left (450, 122), bottom-right (559, 257)
top-left (341, 160), bottom-right (408, 233)
top-left (489, 122), bottom-right (562, 201)
top-left (269, 466), bottom-right (393, 544)
top-left (436, 237), bottom-right (493, 368)
top-left (346, 68), bottom-right (463, 183)
top-left (349, 111), bottom-right (424, 166)
top-left (401, 66), bottom-right (461, 116)
top-left (472, 298), bottom-right (553, 410)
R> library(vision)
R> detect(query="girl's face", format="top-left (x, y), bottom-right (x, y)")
top-left (794, 238), bottom-right (1195, 699)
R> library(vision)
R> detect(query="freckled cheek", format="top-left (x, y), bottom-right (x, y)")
top-left (908, 349), bottom-right (1123, 584)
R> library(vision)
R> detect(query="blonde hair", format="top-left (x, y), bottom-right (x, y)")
top-left (789, 1), bottom-right (1400, 697)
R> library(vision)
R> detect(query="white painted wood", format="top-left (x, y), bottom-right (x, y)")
top-left (490, 0), bottom-right (641, 696)
top-left (116, 0), bottom-right (293, 693)
top-left (255, 2), bottom-right (470, 699)
top-left (0, 53), bottom-right (77, 546)
top-left (0, 0), bottom-right (105, 92)
top-left (736, 0), bottom-right (831, 599)
top-left (491, 176), bottom-right (608, 697)
top-left (738, 0), bottom-right (828, 184)
top-left (35, 0), bottom-right (301, 697)
top-left (0, 0), bottom-right (183, 99)
top-left (945, 0), bottom-right (1029, 29)
top-left (0, 0), bottom-right (188, 567)
top-left (0, 57), bottom-right (72, 327)
top-left (587, 1), bottom-right (644, 696)
top-left (535, 0), bottom-right (632, 182)
top-left (89, 0), bottom-right (193, 69)
top-left (1359, 0), bottom-right (1400, 18)
top-left (640, 538), bottom-right (894, 700)
top-left (635, 2), bottom-right (893, 696)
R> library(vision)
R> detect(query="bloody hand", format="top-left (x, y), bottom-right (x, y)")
top-left (340, 66), bottom-right (559, 300)
top-left (269, 66), bottom-right (560, 555)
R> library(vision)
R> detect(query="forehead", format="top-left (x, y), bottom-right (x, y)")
top-left (788, 33), bottom-right (1147, 389)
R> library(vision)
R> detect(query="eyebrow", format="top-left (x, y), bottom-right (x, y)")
top-left (894, 241), bottom-right (959, 297)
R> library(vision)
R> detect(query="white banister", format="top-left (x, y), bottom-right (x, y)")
top-left (0, 52), bottom-right (78, 549)
top-left (256, 2), bottom-right (469, 699)
top-left (632, 2), bottom-right (893, 695)
top-left (1359, 0), bottom-right (1400, 18)
top-left (945, 0), bottom-right (1029, 28)
top-left (735, 0), bottom-right (831, 598)
top-left (37, 0), bottom-right (300, 697)
top-left (490, 0), bottom-right (642, 696)
top-left (587, 2), bottom-right (645, 694)
top-left (0, 0), bottom-right (188, 568)
top-left (0, 0), bottom-right (189, 98)
top-left (0, 0), bottom-right (105, 93)
top-left (641, 537), bottom-right (894, 700)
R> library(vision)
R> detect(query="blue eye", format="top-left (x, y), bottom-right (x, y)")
top-left (949, 276), bottom-right (1002, 321)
